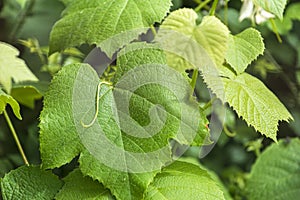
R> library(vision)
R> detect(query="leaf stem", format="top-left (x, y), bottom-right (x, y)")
top-left (3, 110), bottom-right (29, 166)
top-left (9, 0), bottom-right (36, 41)
top-left (269, 18), bottom-right (282, 43)
top-left (195, 0), bottom-right (211, 12)
top-left (190, 70), bottom-right (198, 91)
top-left (150, 25), bottom-right (157, 37)
top-left (209, 0), bottom-right (219, 16)
top-left (202, 97), bottom-right (216, 111)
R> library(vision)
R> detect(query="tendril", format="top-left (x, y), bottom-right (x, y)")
top-left (81, 81), bottom-right (112, 128)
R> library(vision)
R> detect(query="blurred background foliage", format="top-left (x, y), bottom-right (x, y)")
top-left (0, 0), bottom-right (299, 199)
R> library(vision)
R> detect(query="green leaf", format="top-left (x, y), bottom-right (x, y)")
top-left (49, 0), bottom-right (172, 56)
top-left (222, 73), bottom-right (293, 141)
top-left (40, 43), bottom-right (209, 199)
top-left (39, 64), bottom-right (85, 169)
top-left (247, 138), bottom-right (300, 199)
top-left (15, 0), bottom-right (27, 8)
top-left (0, 89), bottom-right (21, 120)
top-left (144, 161), bottom-right (225, 200)
top-left (79, 151), bottom-right (157, 200)
top-left (55, 169), bottom-right (114, 200)
top-left (156, 8), bottom-right (230, 72)
top-left (10, 82), bottom-right (48, 109)
top-left (286, 3), bottom-right (300, 21)
top-left (253, 0), bottom-right (287, 20)
top-left (225, 28), bottom-right (265, 74)
top-left (0, 165), bottom-right (63, 200)
top-left (0, 42), bottom-right (38, 93)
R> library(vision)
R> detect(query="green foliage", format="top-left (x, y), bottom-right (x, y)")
top-left (0, 0), bottom-right (298, 199)
top-left (144, 161), bottom-right (225, 200)
top-left (0, 89), bottom-right (21, 119)
top-left (0, 165), bottom-right (63, 200)
top-left (222, 73), bottom-right (293, 141)
top-left (253, 0), bottom-right (287, 20)
top-left (156, 8), bottom-right (229, 72)
top-left (0, 42), bottom-right (38, 93)
top-left (40, 43), bottom-right (210, 199)
top-left (247, 138), bottom-right (300, 199)
top-left (225, 28), bottom-right (264, 74)
top-left (10, 83), bottom-right (44, 109)
top-left (55, 169), bottom-right (114, 200)
top-left (49, 0), bottom-right (172, 56)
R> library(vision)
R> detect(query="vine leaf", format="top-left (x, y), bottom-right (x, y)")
top-left (222, 73), bottom-right (293, 141)
top-left (55, 169), bottom-right (115, 200)
top-left (39, 64), bottom-right (85, 169)
top-left (247, 138), bottom-right (300, 199)
top-left (0, 89), bottom-right (22, 120)
top-left (156, 8), bottom-right (230, 72)
top-left (49, 0), bottom-right (172, 56)
top-left (253, 0), bottom-right (287, 20)
top-left (40, 43), bottom-right (210, 199)
top-left (0, 42), bottom-right (38, 93)
top-left (11, 82), bottom-right (47, 109)
top-left (0, 165), bottom-right (63, 200)
top-left (144, 161), bottom-right (225, 200)
top-left (225, 28), bottom-right (265, 74)
top-left (79, 150), bottom-right (157, 200)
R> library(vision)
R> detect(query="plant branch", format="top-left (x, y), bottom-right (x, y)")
top-left (195, 0), bottom-right (211, 12)
top-left (190, 70), bottom-right (199, 91)
top-left (209, 0), bottom-right (219, 16)
top-left (9, 0), bottom-right (36, 41)
top-left (3, 110), bottom-right (29, 166)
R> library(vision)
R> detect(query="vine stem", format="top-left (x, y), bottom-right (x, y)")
top-left (209, 0), bottom-right (219, 16)
top-left (190, 70), bottom-right (198, 91)
top-left (150, 25), bottom-right (157, 37)
top-left (195, 0), bottom-right (211, 12)
top-left (9, 0), bottom-right (36, 41)
top-left (3, 110), bottom-right (29, 166)
top-left (269, 18), bottom-right (282, 43)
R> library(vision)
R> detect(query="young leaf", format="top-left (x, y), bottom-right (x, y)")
top-left (144, 161), bottom-right (225, 200)
top-left (225, 28), bottom-right (265, 74)
top-left (0, 165), bottom-right (63, 200)
top-left (49, 0), bottom-right (172, 56)
top-left (247, 138), bottom-right (300, 199)
top-left (156, 8), bottom-right (230, 72)
top-left (222, 73), bottom-right (293, 141)
top-left (0, 89), bottom-right (22, 120)
top-left (55, 169), bottom-right (114, 200)
top-left (253, 0), bottom-right (287, 20)
top-left (286, 3), bottom-right (300, 21)
top-left (11, 82), bottom-right (47, 109)
top-left (0, 42), bottom-right (38, 93)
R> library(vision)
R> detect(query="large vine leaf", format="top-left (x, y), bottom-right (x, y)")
top-left (155, 8), bottom-right (230, 72)
top-left (222, 73), bottom-right (293, 141)
top-left (0, 165), bottom-right (63, 200)
top-left (144, 161), bottom-right (225, 200)
top-left (253, 0), bottom-right (287, 20)
top-left (79, 151), bottom-right (157, 200)
top-left (49, 0), bottom-right (172, 56)
top-left (55, 169), bottom-right (114, 200)
top-left (225, 28), bottom-right (265, 74)
top-left (0, 89), bottom-right (22, 119)
top-left (0, 42), bottom-right (38, 93)
top-left (247, 138), bottom-right (300, 199)
top-left (39, 64), bottom-right (85, 169)
top-left (40, 43), bottom-right (209, 199)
